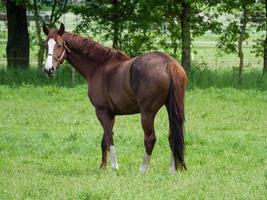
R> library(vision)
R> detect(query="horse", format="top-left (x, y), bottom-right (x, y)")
top-left (42, 23), bottom-right (187, 173)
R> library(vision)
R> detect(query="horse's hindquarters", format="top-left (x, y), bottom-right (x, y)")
top-left (130, 53), bottom-right (171, 113)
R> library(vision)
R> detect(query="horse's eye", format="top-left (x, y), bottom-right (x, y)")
top-left (57, 44), bottom-right (62, 48)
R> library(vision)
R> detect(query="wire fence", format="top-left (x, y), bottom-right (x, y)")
top-left (191, 55), bottom-right (263, 69)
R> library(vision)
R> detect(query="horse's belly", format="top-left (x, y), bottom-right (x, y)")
top-left (109, 93), bottom-right (140, 115)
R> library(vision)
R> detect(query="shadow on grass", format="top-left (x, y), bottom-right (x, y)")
top-left (0, 65), bottom-right (267, 90)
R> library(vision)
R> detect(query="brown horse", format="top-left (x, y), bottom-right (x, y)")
top-left (43, 23), bottom-right (187, 173)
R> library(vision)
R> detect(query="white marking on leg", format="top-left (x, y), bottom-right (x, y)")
top-left (170, 153), bottom-right (176, 174)
top-left (44, 39), bottom-right (56, 70)
top-left (110, 145), bottom-right (119, 170)
top-left (139, 152), bottom-right (151, 174)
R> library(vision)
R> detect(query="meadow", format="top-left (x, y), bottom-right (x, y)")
top-left (0, 70), bottom-right (266, 199)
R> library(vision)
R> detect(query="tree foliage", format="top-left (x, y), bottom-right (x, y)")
top-left (216, 0), bottom-right (266, 78)
top-left (217, 0), bottom-right (254, 54)
top-left (2, 0), bottom-right (266, 76)
top-left (72, 0), bottom-right (221, 70)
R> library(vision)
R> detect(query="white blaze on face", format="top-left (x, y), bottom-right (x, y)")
top-left (44, 39), bottom-right (56, 70)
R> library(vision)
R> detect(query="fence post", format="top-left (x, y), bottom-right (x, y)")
top-left (72, 67), bottom-right (75, 84)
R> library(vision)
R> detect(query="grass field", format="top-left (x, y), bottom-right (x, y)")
top-left (0, 81), bottom-right (266, 199)
top-left (0, 12), bottom-right (266, 199)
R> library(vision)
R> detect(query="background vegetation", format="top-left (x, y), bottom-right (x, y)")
top-left (1, 0), bottom-right (267, 77)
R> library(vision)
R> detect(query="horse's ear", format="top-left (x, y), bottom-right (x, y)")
top-left (58, 23), bottom-right (65, 36)
top-left (43, 24), bottom-right (49, 36)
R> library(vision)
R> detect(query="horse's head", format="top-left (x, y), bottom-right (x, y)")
top-left (43, 23), bottom-right (69, 77)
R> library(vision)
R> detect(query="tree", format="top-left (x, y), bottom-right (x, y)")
top-left (159, 0), bottom-right (221, 72)
top-left (264, 0), bottom-right (267, 75)
top-left (118, 0), bottom-right (162, 56)
top-left (217, 0), bottom-right (256, 82)
top-left (32, 0), bottom-right (44, 69)
top-left (238, 0), bottom-right (249, 81)
top-left (180, 0), bottom-right (191, 72)
top-left (48, 0), bottom-right (69, 26)
top-left (134, 0), bottom-right (192, 71)
top-left (250, 0), bottom-right (267, 75)
top-left (73, 0), bottom-right (220, 71)
top-left (72, 0), bottom-right (138, 49)
top-left (6, 0), bottom-right (29, 69)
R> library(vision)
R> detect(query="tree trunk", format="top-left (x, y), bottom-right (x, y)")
top-left (263, 0), bottom-right (267, 75)
top-left (112, 20), bottom-right (119, 49)
top-left (33, 0), bottom-right (44, 69)
top-left (173, 43), bottom-right (178, 56)
top-left (180, 1), bottom-right (191, 73)
top-left (264, 35), bottom-right (267, 75)
top-left (6, 0), bottom-right (29, 69)
top-left (238, 0), bottom-right (248, 82)
top-left (112, 0), bottom-right (119, 49)
top-left (170, 22), bottom-right (178, 57)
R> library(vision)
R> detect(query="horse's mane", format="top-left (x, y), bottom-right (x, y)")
top-left (62, 32), bottom-right (130, 62)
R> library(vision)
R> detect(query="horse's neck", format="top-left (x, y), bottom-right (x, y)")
top-left (62, 33), bottom-right (101, 79)
top-left (65, 50), bottom-right (100, 80)
top-left (62, 32), bottom-right (129, 79)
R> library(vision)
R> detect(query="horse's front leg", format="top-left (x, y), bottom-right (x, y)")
top-left (96, 109), bottom-right (118, 170)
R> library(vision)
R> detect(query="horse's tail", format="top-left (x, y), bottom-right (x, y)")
top-left (165, 62), bottom-right (187, 170)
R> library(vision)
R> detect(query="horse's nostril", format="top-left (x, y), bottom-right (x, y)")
top-left (48, 67), bottom-right (54, 73)
top-left (43, 67), bottom-right (54, 75)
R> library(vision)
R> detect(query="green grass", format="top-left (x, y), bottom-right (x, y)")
top-left (0, 81), bottom-right (266, 199)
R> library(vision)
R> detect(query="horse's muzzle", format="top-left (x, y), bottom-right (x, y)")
top-left (43, 67), bottom-right (55, 77)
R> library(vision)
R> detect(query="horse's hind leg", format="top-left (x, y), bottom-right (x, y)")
top-left (96, 109), bottom-right (118, 170)
top-left (139, 112), bottom-right (156, 174)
